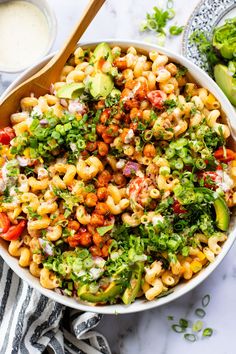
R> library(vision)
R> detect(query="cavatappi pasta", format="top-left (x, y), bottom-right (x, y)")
top-left (0, 43), bottom-right (235, 305)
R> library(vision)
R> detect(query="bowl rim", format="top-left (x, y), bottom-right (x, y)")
top-left (0, 0), bottom-right (57, 73)
top-left (1, 39), bottom-right (236, 315)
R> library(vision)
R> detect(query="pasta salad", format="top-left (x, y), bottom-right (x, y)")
top-left (0, 43), bottom-right (235, 305)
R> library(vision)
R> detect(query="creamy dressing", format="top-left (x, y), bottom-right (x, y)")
top-left (0, 0), bottom-right (50, 71)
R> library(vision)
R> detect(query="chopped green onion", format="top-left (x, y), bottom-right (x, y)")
top-left (192, 320), bottom-right (203, 332)
top-left (165, 147), bottom-right (175, 158)
top-left (169, 25), bottom-right (184, 35)
top-left (179, 318), bottom-right (189, 328)
top-left (83, 258), bottom-right (94, 269)
top-left (159, 166), bottom-right (171, 176)
top-left (167, 0), bottom-right (174, 8)
top-left (202, 294), bottom-right (210, 307)
top-left (184, 333), bottom-right (197, 342)
top-left (195, 308), bottom-right (206, 318)
top-left (171, 158), bottom-right (184, 170)
top-left (182, 155), bottom-right (193, 165)
top-left (143, 130), bottom-right (153, 141)
top-left (181, 246), bottom-right (189, 256)
top-left (203, 328), bottom-right (213, 337)
top-left (167, 315), bottom-right (174, 320)
top-left (195, 158), bottom-right (206, 170)
top-left (97, 225), bottom-right (114, 236)
top-left (167, 8), bottom-right (175, 19)
top-left (172, 324), bottom-right (185, 333)
top-left (178, 147), bottom-right (188, 158)
top-left (77, 139), bottom-right (86, 149)
top-left (173, 138), bottom-right (188, 149)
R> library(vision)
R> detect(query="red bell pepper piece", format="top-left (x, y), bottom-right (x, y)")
top-left (0, 220), bottom-right (26, 241)
top-left (214, 147), bottom-right (236, 163)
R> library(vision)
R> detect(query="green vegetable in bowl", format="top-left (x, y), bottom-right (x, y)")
top-left (214, 64), bottom-right (236, 106)
top-left (190, 17), bottom-right (236, 106)
top-left (212, 18), bottom-right (236, 59)
top-left (122, 262), bottom-right (144, 305)
top-left (56, 82), bottom-right (85, 99)
top-left (79, 281), bottom-right (124, 303)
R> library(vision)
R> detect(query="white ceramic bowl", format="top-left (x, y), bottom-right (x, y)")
top-left (1, 40), bottom-right (236, 314)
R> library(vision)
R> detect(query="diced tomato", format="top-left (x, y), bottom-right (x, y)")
top-left (147, 90), bottom-right (167, 109)
top-left (198, 171), bottom-right (222, 189)
top-left (0, 213), bottom-right (10, 233)
top-left (128, 177), bottom-right (144, 195)
top-left (173, 200), bottom-right (187, 214)
top-left (214, 147), bottom-right (236, 163)
top-left (0, 220), bottom-right (26, 241)
top-left (0, 127), bottom-right (15, 145)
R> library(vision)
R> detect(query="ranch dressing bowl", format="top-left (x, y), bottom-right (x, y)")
top-left (0, 0), bottom-right (56, 73)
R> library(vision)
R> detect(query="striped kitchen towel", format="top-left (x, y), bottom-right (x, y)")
top-left (0, 257), bottom-right (111, 354)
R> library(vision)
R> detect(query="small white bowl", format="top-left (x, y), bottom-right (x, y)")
top-left (1, 40), bottom-right (236, 314)
top-left (0, 0), bottom-right (57, 73)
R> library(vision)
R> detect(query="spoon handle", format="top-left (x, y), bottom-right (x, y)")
top-left (53, 0), bottom-right (106, 68)
top-left (42, 0), bottom-right (106, 82)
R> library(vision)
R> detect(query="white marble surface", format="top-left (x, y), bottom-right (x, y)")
top-left (1, 0), bottom-right (236, 353)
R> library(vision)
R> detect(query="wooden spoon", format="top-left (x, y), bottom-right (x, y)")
top-left (0, 0), bottom-right (105, 127)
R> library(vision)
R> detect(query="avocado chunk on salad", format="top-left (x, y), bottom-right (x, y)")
top-left (90, 72), bottom-right (114, 98)
top-left (122, 262), bottom-right (144, 305)
top-left (214, 64), bottom-right (236, 106)
top-left (56, 82), bottom-right (85, 99)
top-left (214, 196), bottom-right (230, 232)
top-left (79, 281), bottom-right (124, 303)
top-left (57, 43), bottom-right (115, 100)
top-left (90, 42), bottom-right (113, 65)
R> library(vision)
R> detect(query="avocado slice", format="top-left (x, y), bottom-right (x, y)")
top-left (214, 196), bottom-right (230, 231)
top-left (90, 42), bottom-right (113, 65)
top-left (122, 262), bottom-right (144, 305)
top-left (79, 281), bottom-right (123, 303)
top-left (90, 72), bottom-right (114, 98)
top-left (56, 82), bottom-right (85, 99)
top-left (214, 64), bottom-right (236, 106)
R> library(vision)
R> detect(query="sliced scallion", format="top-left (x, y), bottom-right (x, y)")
top-left (184, 333), bottom-right (197, 342)
top-left (202, 294), bottom-right (210, 307)
top-left (195, 308), bottom-right (206, 318)
top-left (167, 0), bottom-right (174, 8)
top-left (179, 318), bottom-right (188, 328)
top-left (172, 324), bottom-right (185, 333)
top-left (192, 320), bottom-right (203, 332)
top-left (203, 328), bottom-right (213, 337)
